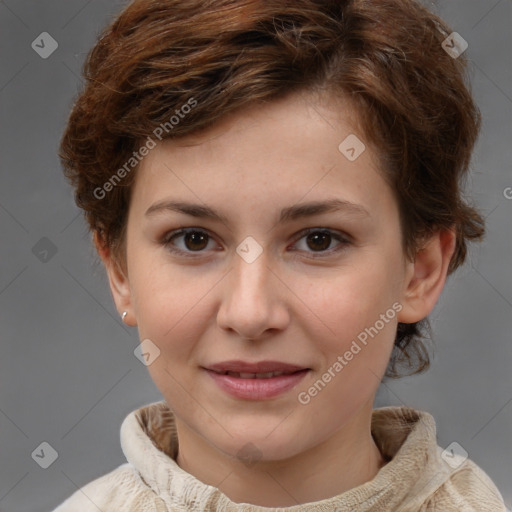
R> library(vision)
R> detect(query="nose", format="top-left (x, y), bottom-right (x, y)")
top-left (216, 247), bottom-right (290, 341)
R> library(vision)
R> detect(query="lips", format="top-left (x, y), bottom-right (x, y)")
top-left (203, 360), bottom-right (310, 400)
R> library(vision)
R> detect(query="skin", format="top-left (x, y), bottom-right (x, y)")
top-left (98, 91), bottom-right (455, 507)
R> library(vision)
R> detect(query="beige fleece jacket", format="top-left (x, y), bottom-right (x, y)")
top-left (52, 400), bottom-right (506, 511)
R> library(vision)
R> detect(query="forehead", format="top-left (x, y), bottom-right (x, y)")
top-left (130, 91), bottom-right (394, 222)
top-left (164, 92), bottom-right (364, 161)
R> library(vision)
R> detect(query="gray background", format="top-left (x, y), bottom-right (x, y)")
top-left (0, 1), bottom-right (510, 511)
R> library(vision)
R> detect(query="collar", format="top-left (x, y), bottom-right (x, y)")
top-left (120, 400), bottom-right (451, 511)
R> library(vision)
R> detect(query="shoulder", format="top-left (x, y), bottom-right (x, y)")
top-left (424, 456), bottom-right (506, 511)
top-left (51, 462), bottom-right (169, 512)
top-left (371, 406), bottom-right (506, 511)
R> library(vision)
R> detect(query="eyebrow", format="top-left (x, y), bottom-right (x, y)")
top-left (145, 198), bottom-right (370, 224)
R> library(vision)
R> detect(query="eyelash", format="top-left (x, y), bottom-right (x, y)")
top-left (161, 227), bottom-right (351, 259)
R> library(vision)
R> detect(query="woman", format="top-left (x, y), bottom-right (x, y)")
top-left (53, 0), bottom-right (506, 510)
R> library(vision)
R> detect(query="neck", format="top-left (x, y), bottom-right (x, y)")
top-left (175, 403), bottom-right (385, 507)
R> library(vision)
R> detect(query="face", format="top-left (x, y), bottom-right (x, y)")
top-left (111, 91), bottom-right (418, 463)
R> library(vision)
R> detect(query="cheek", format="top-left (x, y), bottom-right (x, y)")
top-left (129, 264), bottom-right (215, 404)
top-left (292, 255), bottom-right (401, 396)
top-left (295, 274), bottom-right (399, 426)
top-left (129, 256), bottom-right (211, 352)
top-left (296, 256), bottom-right (399, 336)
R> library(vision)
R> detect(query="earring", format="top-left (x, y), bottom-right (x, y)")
top-left (122, 311), bottom-right (127, 322)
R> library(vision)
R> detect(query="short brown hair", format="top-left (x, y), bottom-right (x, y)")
top-left (60, 0), bottom-right (484, 378)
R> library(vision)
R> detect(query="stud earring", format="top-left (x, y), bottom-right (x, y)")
top-left (122, 311), bottom-right (127, 322)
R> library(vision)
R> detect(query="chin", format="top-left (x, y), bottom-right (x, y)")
top-left (207, 420), bottom-right (312, 464)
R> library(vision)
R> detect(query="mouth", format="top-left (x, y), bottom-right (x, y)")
top-left (210, 370), bottom-right (303, 379)
top-left (203, 360), bottom-right (310, 400)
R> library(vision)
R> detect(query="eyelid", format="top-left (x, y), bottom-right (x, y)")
top-left (161, 226), bottom-right (352, 257)
top-left (291, 227), bottom-right (352, 245)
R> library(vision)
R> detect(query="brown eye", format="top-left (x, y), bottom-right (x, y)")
top-left (163, 228), bottom-right (216, 255)
top-left (162, 227), bottom-right (350, 259)
top-left (293, 228), bottom-right (350, 258)
top-left (305, 231), bottom-right (332, 251)
top-left (182, 231), bottom-right (209, 251)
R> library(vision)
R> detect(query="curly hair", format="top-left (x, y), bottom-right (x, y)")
top-left (59, 0), bottom-right (484, 378)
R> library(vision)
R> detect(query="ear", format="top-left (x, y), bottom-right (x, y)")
top-left (397, 227), bottom-right (456, 324)
top-left (94, 232), bottom-right (137, 327)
